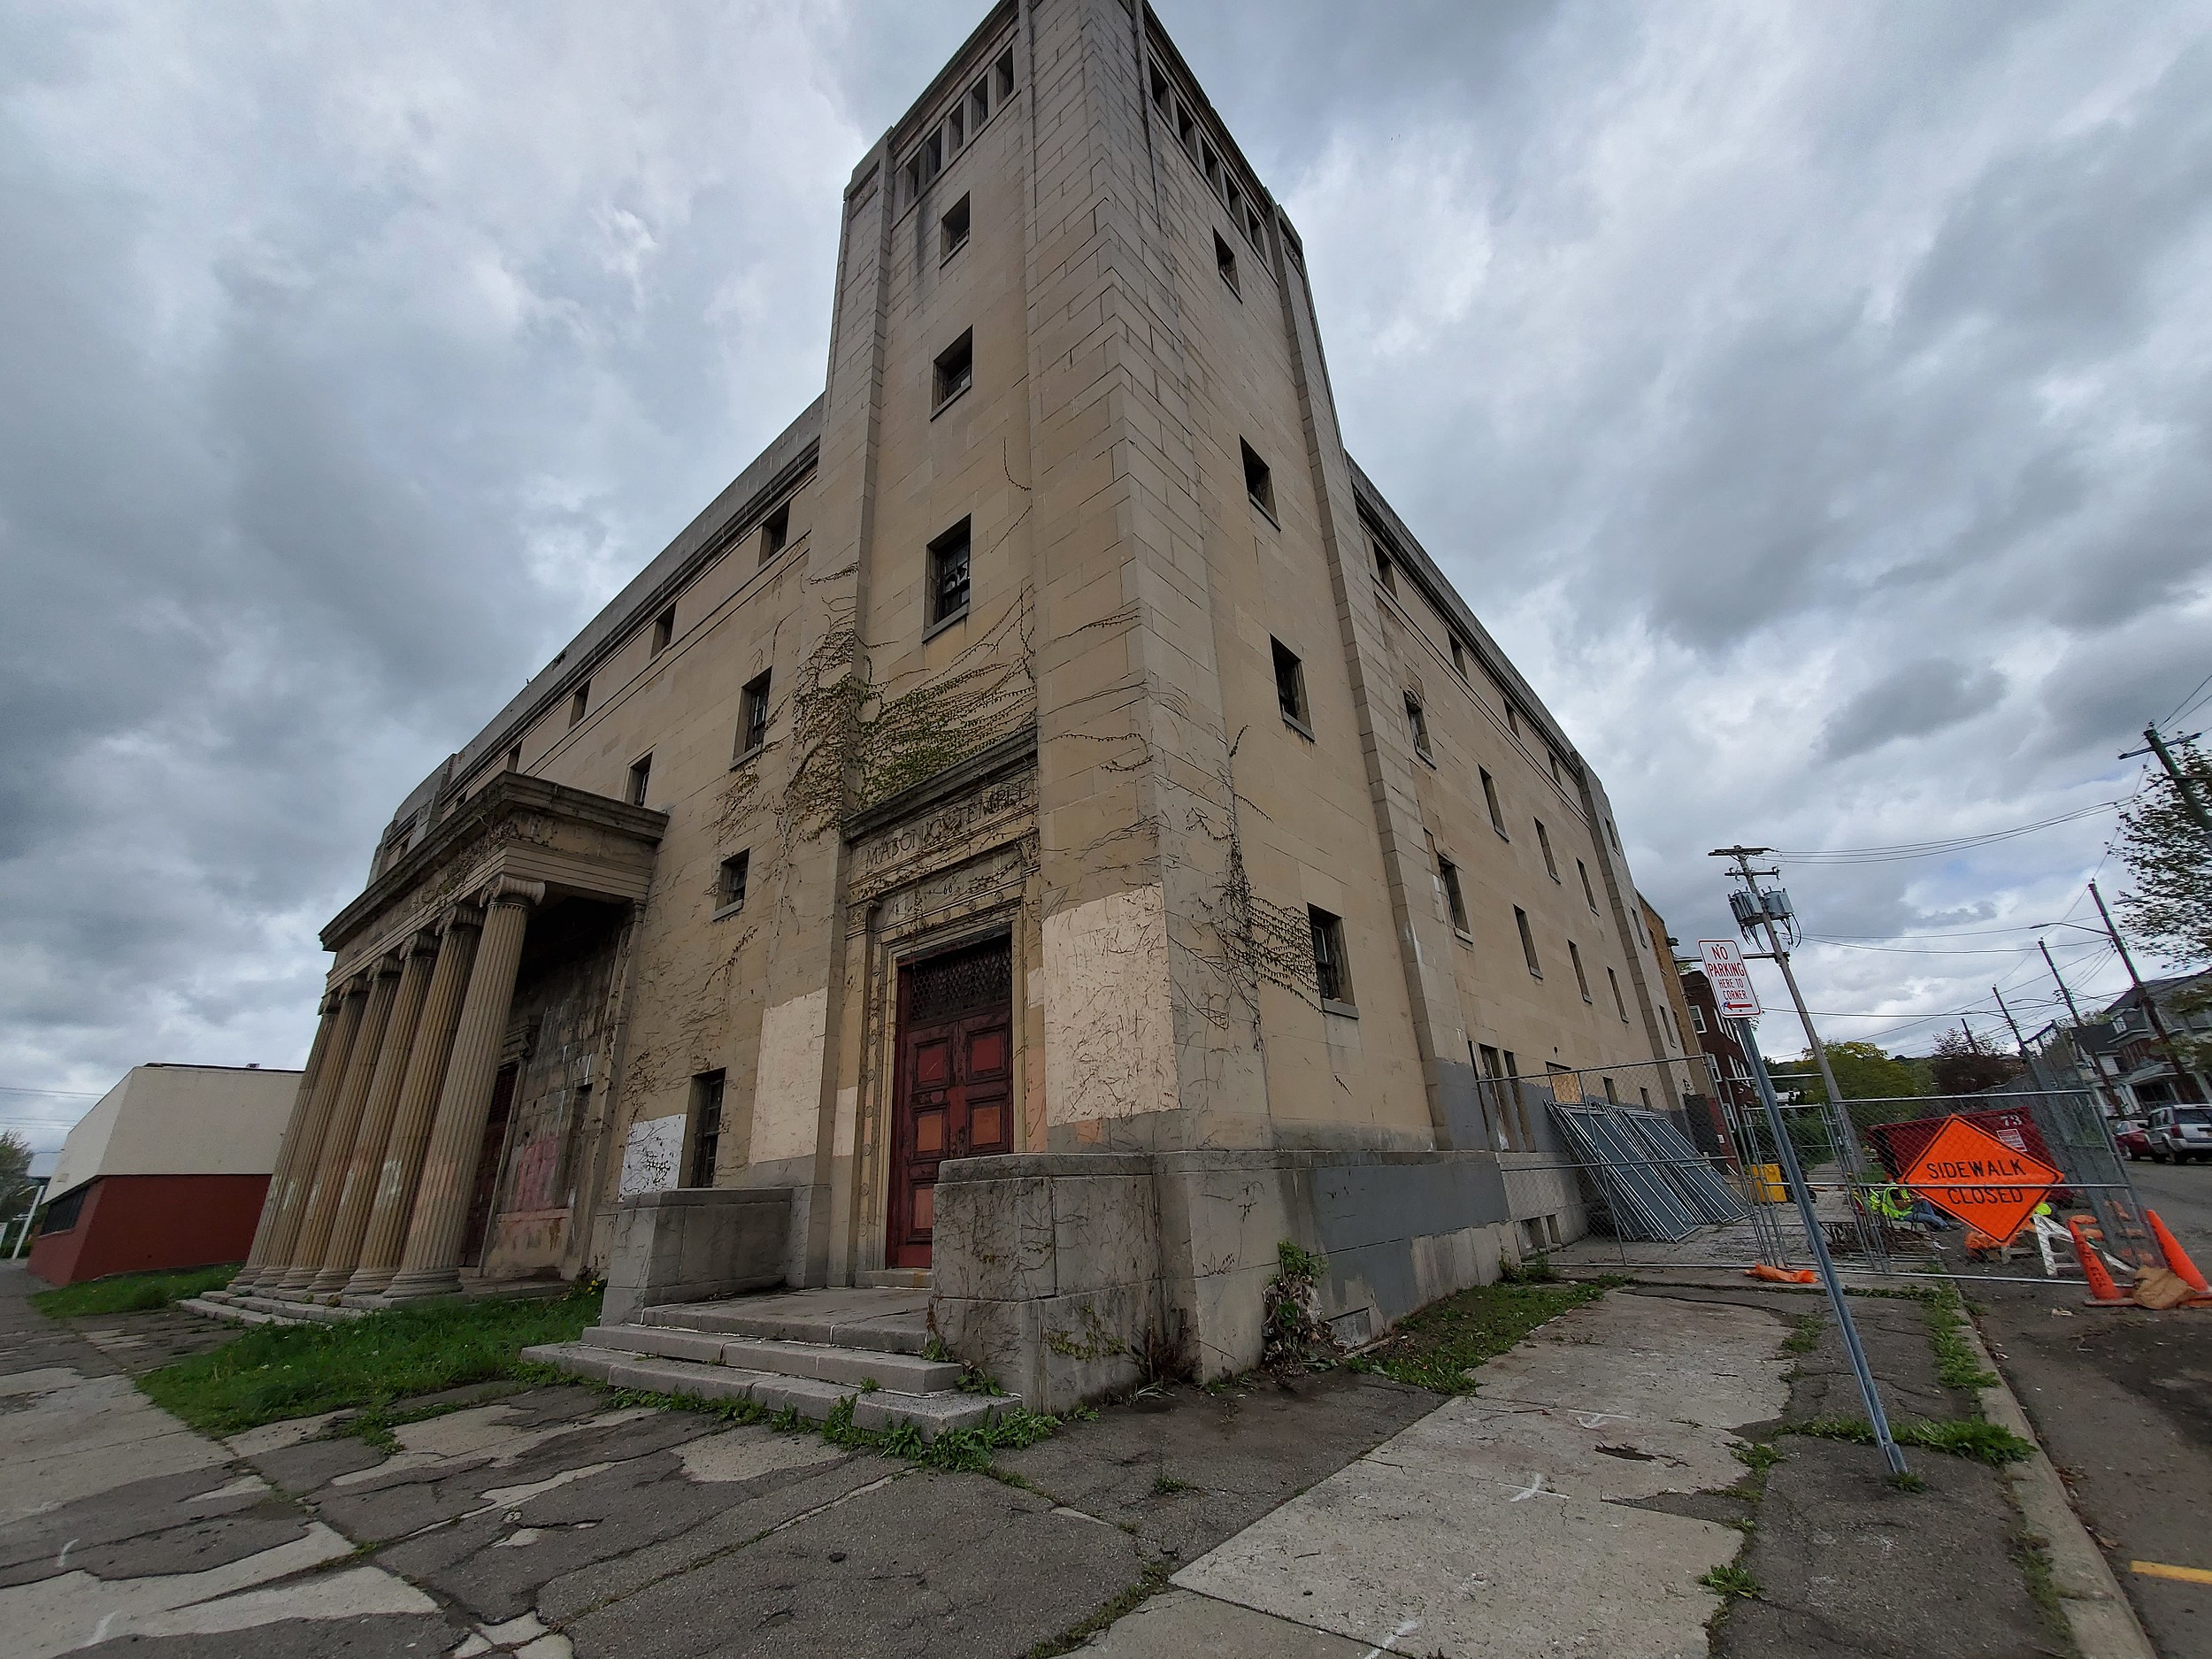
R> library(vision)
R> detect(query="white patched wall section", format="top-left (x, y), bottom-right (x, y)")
top-left (1042, 885), bottom-right (1177, 1126)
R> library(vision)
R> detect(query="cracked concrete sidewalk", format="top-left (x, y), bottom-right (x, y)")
top-left (1, 1263), bottom-right (2089, 1658)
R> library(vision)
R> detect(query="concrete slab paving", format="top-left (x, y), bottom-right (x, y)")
top-left (1073, 1587), bottom-right (1372, 1657)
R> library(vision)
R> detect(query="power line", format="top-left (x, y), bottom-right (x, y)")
top-left (1801, 935), bottom-right (2108, 956)
top-left (1766, 801), bottom-right (2122, 864)
top-left (0, 1087), bottom-right (102, 1098)
top-left (2160, 668), bottom-right (2212, 728)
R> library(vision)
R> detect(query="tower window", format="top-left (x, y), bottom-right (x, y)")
top-left (1481, 768), bottom-right (1507, 836)
top-left (1439, 857), bottom-right (1470, 935)
top-left (933, 329), bottom-right (973, 409)
top-left (1241, 441), bottom-right (1275, 520)
top-left (1272, 638), bottom-right (1309, 731)
top-left (1406, 695), bottom-right (1431, 762)
top-left (970, 77), bottom-right (988, 127)
top-left (569, 683), bottom-right (589, 727)
top-left (760, 501), bottom-right (790, 564)
top-left (737, 671), bottom-right (772, 759)
top-left (941, 193), bottom-right (971, 261)
top-left (651, 606), bottom-right (675, 656)
top-left (718, 849), bottom-right (750, 912)
top-left (1375, 543), bottom-right (1396, 595)
top-left (1577, 858), bottom-right (1599, 911)
top-left (1215, 233), bottom-right (1239, 297)
top-left (1516, 907), bottom-right (1541, 978)
top-left (505, 744), bottom-right (522, 772)
top-left (928, 518), bottom-right (972, 627)
top-left (1609, 966), bottom-right (1629, 1021)
top-left (626, 754), bottom-right (651, 807)
top-left (1569, 940), bottom-right (1592, 1002)
top-left (1149, 65), bottom-right (1169, 110)
top-left (1309, 907), bottom-right (1351, 1007)
top-left (995, 48), bottom-right (1014, 100)
top-left (1450, 635), bottom-right (1468, 679)
top-left (1535, 818), bottom-right (1559, 880)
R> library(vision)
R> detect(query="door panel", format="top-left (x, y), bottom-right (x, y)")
top-left (889, 936), bottom-right (1013, 1269)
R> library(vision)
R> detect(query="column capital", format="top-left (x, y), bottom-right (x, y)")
top-left (480, 875), bottom-right (546, 910)
top-left (403, 926), bottom-right (442, 962)
top-left (370, 951), bottom-right (405, 979)
top-left (438, 900), bottom-right (488, 935)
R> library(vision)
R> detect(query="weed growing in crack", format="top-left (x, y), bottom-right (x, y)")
top-left (1150, 1474), bottom-right (1197, 1496)
top-left (1732, 1440), bottom-right (1785, 1472)
top-left (1786, 1414), bottom-right (2032, 1467)
top-left (1700, 1564), bottom-right (1761, 1599)
top-left (1781, 1315), bottom-right (1823, 1356)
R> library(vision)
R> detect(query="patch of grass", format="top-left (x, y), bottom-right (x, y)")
top-left (1886, 1471), bottom-right (1927, 1492)
top-left (2009, 1529), bottom-right (2070, 1647)
top-left (1500, 1253), bottom-right (1557, 1284)
top-left (1732, 1440), bottom-right (1785, 1472)
top-left (1921, 1286), bottom-right (1998, 1393)
top-left (1349, 1278), bottom-right (1609, 1394)
top-left (1023, 1562), bottom-right (1175, 1659)
top-left (1781, 1314), bottom-right (1824, 1355)
top-left (140, 1286), bottom-right (601, 1434)
top-left (1786, 1414), bottom-right (2032, 1468)
top-left (1700, 1563), bottom-right (1761, 1599)
top-left (32, 1263), bottom-right (238, 1319)
top-left (1150, 1473), bottom-right (1197, 1496)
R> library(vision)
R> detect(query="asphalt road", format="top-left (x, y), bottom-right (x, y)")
top-left (1974, 1156), bottom-right (2212, 1659)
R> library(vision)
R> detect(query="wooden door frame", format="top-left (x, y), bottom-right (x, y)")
top-left (885, 928), bottom-right (1014, 1268)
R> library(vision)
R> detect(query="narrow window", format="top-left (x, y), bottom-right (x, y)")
top-left (1569, 940), bottom-right (1592, 1002)
top-left (1215, 232), bottom-right (1239, 296)
top-left (1176, 102), bottom-right (1197, 158)
top-left (1440, 857), bottom-right (1470, 935)
top-left (1406, 695), bottom-right (1431, 761)
top-left (1450, 635), bottom-right (1467, 679)
top-left (933, 328), bottom-right (973, 408)
top-left (505, 744), bottom-right (522, 772)
top-left (1309, 907), bottom-right (1351, 1006)
top-left (626, 753), bottom-right (651, 807)
top-left (970, 77), bottom-right (989, 127)
top-left (1149, 65), bottom-right (1169, 110)
top-left (904, 154), bottom-right (923, 204)
top-left (1548, 747), bottom-right (1563, 783)
top-left (995, 48), bottom-right (1014, 99)
top-left (1639, 1086), bottom-right (1651, 1109)
top-left (737, 671), bottom-right (772, 758)
top-left (922, 129), bottom-right (942, 181)
top-left (1478, 1043), bottom-right (1510, 1148)
top-left (687, 1071), bottom-right (726, 1188)
top-left (718, 849), bottom-right (750, 911)
top-left (1662, 1002), bottom-right (1679, 1043)
top-left (1507, 704), bottom-right (1521, 740)
top-left (1577, 857), bottom-right (1598, 911)
top-left (1240, 440), bottom-right (1274, 518)
top-left (1535, 818), bottom-right (1559, 880)
top-left (1202, 141), bottom-right (1221, 192)
top-left (1481, 768), bottom-right (1507, 836)
top-left (1607, 818), bottom-right (1622, 853)
top-left (1246, 203), bottom-right (1265, 245)
top-left (569, 683), bottom-right (589, 727)
top-left (1601, 1075), bottom-right (1618, 1104)
top-left (1691, 1003), bottom-right (1708, 1034)
top-left (1271, 638), bottom-right (1309, 730)
top-left (1225, 180), bottom-right (1243, 225)
top-left (759, 501), bottom-right (789, 564)
top-left (947, 104), bottom-right (964, 150)
top-left (1516, 907), bottom-right (1541, 978)
top-left (941, 193), bottom-right (971, 261)
top-left (651, 606), bottom-right (675, 656)
top-left (928, 518), bottom-right (972, 626)
top-left (1374, 542), bottom-right (1396, 595)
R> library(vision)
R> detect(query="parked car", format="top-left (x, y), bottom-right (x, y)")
top-left (2114, 1119), bottom-right (2149, 1160)
top-left (2145, 1105), bottom-right (2212, 1163)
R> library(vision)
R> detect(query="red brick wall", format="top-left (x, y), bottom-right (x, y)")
top-left (27, 1173), bottom-right (267, 1286)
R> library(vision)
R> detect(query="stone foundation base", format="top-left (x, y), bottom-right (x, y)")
top-left (601, 1187), bottom-right (792, 1325)
top-left (930, 1148), bottom-right (1522, 1412)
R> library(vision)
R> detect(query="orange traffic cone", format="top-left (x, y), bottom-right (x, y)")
top-left (2144, 1210), bottom-right (2210, 1297)
top-left (2067, 1216), bottom-right (2131, 1306)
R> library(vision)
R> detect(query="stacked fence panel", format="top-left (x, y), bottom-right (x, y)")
top-left (1553, 1104), bottom-right (1699, 1242)
top-left (1620, 1110), bottom-right (1755, 1225)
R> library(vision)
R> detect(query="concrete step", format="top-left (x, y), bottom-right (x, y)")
top-left (520, 1342), bottom-right (998, 1440)
top-left (179, 1296), bottom-right (310, 1328)
top-left (645, 1287), bottom-right (933, 1356)
top-left (184, 1291), bottom-right (362, 1326)
top-left (578, 1324), bottom-right (961, 1393)
top-left (856, 1268), bottom-right (932, 1290)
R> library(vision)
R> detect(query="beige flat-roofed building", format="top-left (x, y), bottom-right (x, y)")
top-left (232, 0), bottom-right (1698, 1401)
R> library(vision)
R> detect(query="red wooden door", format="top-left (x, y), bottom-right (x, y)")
top-left (462, 1062), bottom-right (518, 1268)
top-left (889, 938), bottom-right (1012, 1269)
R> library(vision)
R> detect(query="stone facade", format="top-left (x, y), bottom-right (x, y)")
top-left (241, 0), bottom-right (1701, 1397)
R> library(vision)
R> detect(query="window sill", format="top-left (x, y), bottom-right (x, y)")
top-left (1248, 494), bottom-right (1279, 529)
top-left (710, 901), bottom-right (747, 924)
top-left (923, 605), bottom-right (970, 643)
top-left (940, 235), bottom-right (969, 265)
top-left (1415, 749), bottom-right (1436, 769)
top-left (930, 382), bottom-right (972, 421)
top-left (1321, 998), bottom-right (1359, 1020)
top-left (1492, 825), bottom-right (1511, 841)
top-left (1454, 928), bottom-right (1475, 948)
top-left (1220, 273), bottom-right (1240, 301)
top-left (730, 745), bottom-right (764, 772)
top-left (1281, 711), bottom-right (1314, 742)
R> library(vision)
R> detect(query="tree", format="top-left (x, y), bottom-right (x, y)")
top-left (0, 1130), bottom-right (34, 1223)
top-left (2116, 735), bottom-right (2212, 967)
top-left (1928, 1027), bottom-right (2024, 1095)
top-left (1795, 1041), bottom-right (1932, 1108)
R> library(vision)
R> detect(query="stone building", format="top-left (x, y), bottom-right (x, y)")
top-left (231, 0), bottom-right (1695, 1396)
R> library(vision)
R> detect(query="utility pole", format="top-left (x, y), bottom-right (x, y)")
top-left (2122, 726), bottom-right (2212, 834)
top-left (2042, 935), bottom-right (2131, 1118)
top-left (1710, 846), bottom-right (1874, 1256)
top-left (2091, 879), bottom-right (2207, 1103)
top-left (2039, 939), bottom-right (2088, 1028)
top-left (1993, 986), bottom-right (2039, 1087)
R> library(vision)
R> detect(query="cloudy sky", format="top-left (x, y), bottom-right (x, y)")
top-left (4, 1), bottom-right (2209, 1153)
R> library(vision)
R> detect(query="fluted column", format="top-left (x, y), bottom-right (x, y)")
top-left (236, 989), bottom-right (342, 1289)
top-left (274, 954), bottom-right (403, 1293)
top-left (307, 929), bottom-right (439, 1294)
top-left (342, 906), bottom-right (482, 1303)
top-left (383, 878), bottom-right (541, 1302)
top-left (238, 978), bottom-right (370, 1292)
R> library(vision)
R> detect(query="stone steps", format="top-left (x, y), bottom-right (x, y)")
top-left (188, 1289), bottom-right (364, 1326)
top-left (526, 1286), bottom-right (993, 1440)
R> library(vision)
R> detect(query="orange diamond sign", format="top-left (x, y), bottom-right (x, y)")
top-left (1901, 1115), bottom-right (2062, 1244)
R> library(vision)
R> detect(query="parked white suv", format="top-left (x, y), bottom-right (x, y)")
top-left (2146, 1105), bottom-right (2212, 1164)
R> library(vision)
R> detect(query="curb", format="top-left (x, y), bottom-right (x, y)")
top-left (1955, 1309), bottom-right (2155, 1659)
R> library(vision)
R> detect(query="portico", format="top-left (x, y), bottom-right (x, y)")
top-left (234, 775), bottom-right (664, 1304)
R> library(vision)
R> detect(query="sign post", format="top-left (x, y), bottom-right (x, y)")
top-left (1699, 939), bottom-right (1763, 1019)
